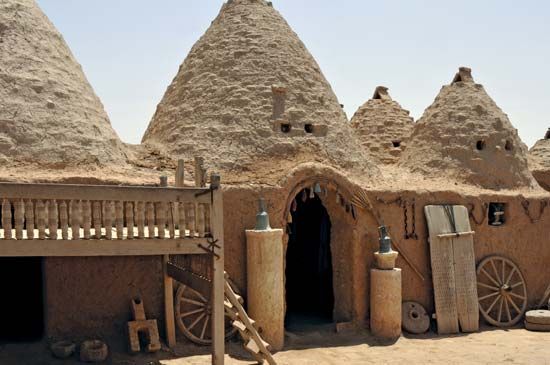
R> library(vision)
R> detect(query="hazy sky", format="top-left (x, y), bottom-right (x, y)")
top-left (37, 0), bottom-right (550, 147)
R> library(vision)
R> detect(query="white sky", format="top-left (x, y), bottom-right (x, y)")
top-left (37, 0), bottom-right (550, 147)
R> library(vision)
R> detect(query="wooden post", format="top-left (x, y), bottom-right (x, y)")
top-left (126, 202), bottom-right (134, 239)
top-left (93, 201), bottom-right (102, 239)
top-left (82, 201), bottom-right (91, 239)
top-left (115, 201), bottom-right (124, 239)
top-left (25, 200), bottom-right (35, 240)
top-left (48, 200), bottom-right (58, 240)
top-left (2, 199), bottom-right (12, 239)
top-left (210, 173), bottom-right (224, 365)
top-left (14, 200), bottom-right (24, 240)
top-left (60, 201), bottom-right (69, 240)
top-left (36, 200), bottom-right (46, 240)
top-left (176, 159), bottom-right (185, 188)
top-left (104, 201), bottom-right (113, 240)
top-left (194, 156), bottom-right (206, 187)
top-left (71, 200), bottom-right (81, 240)
top-left (163, 254), bottom-right (176, 348)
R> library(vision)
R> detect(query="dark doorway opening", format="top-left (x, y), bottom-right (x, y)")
top-left (285, 188), bottom-right (334, 330)
top-left (0, 257), bottom-right (45, 342)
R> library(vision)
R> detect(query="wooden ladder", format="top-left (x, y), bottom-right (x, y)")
top-left (224, 273), bottom-right (276, 365)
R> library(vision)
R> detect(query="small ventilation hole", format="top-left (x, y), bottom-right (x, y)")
top-left (304, 124), bottom-right (314, 133)
top-left (392, 141), bottom-right (401, 148)
top-left (476, 140), bottom-right (486, 151)
top-left (505, 140), bottom-right (513, 151)
top-left (281, 123), bottom-right (291, 133)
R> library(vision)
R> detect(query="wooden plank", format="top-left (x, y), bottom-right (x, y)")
top-left (211, 184), bottom-right (225, 365)
top-left (163, 255), bottom-right (176, 348)
top-left (424, 205), bottom-right (460, 334)
top-left (0, 182), bottom-right (211, 204)
top-left (0, 238), bottom-right (209, 257)
top-left (451, 205), bottom-right (479, 332)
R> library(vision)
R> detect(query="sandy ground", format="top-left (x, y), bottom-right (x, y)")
top-left (1, 325), bottom-right (549, 365)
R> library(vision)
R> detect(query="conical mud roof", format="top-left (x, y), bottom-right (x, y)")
top-left (529, 128), bottom-right (550, 190)
top-left (0, 0), bottom-right (127, 169)
top-left (399, 67), bottom-right (538, 190)
top-left (143, 0), bottom-right (375, 181)
top-left (350, 86), bottom-right (414, 164)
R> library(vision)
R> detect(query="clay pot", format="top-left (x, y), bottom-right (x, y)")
top-left (80, 340), bottom-right (108, 363)
top-left (51, 340), bottom-right (76, 359)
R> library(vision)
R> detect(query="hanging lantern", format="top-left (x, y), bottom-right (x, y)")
top-left (301, 189), bottom-right (308, 202)
top-left (309, 186), bottom-right (315, 199)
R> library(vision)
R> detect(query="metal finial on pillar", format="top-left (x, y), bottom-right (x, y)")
top-left (255, 198), bottom-right (271, 231)
top-left (378, 226), bottom-right (392, 254)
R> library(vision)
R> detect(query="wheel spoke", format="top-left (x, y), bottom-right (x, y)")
top-left (479, 292), bottom-right (499, 301)
top-left (497, 297), bottom-right (504, 322)
top-left (188, 312), bottom-right (206, 331)
top-left (180, 308), bottom-right (204, 318)
top-left (508, 292), bottom-right (525, 301)
top-left (182, 298), bottom-right (205, 307)
top-left (490, 260), bottom-right (501, 285)
top-left (506, 294), bottom-right (522, 314)
top-left (504, 267), bottom-right (516, 286)
top-left (480, 267), bottom-right (501, 287)
top-left (510, 282), bottom-right (524, 289)
top-left (501, 259), bottom-right (506, 285)
top-left (503, 296), bottom-right (511, 322)
top-left (477, 282), bottom-right (499, 291)
top-left (200, 315), bottom-right (210, 340)
top-left (485, 295), bottom-right (501, 313)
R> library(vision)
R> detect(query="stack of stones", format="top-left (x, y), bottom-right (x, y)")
top-left (524, 309), bottom-right (550, 331)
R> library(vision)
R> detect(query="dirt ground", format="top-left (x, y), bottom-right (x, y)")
top-left (1, 325), bottom-right (549, 365)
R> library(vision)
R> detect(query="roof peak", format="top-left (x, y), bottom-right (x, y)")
top-left (372, 86), bottom-right (392, 101)
top-left (451, 67), bottom-right (474, 84)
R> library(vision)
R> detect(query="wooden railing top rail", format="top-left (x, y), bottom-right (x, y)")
top-left (0, 182), bottom-right (213, 203)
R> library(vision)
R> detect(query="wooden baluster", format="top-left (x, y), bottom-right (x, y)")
top-left (14, 200), bottom-right (24, 240)
top-left (71, 200), bottom-right (81, 240)
top-left (82, 201), bottom-right (91, 239)
top-left (126, 202), bottom-right (134, 239)
top-left (104, 201), bottom-right (113, 240)
top-left (2, 199), bottom-right (12, 239)
top-left (146, 202), bottom-right (155, 238)
top-left (204, 204), bottom-right (211, 236)
top-left (115, 201), bottom-right (124, 240)
top-left (93, 201), bottom-right (102, 239)
top-left (48, 200), bottom-right (58, 240)
top-left (197, 203), bottom-right (205, 238)
top-left (25, 200), bottom-right (35, 240)
top-left (157, 202), bottom-right (167, 239)
top-left (59, 201), bottom-right (69, 240)
top-left (136, 202), bottom-right (145, 239)
top-left (36, 200), bottom-right (46, 240)
top-left (178, 202), bottom-right (186, 238)
top-left (168, 202), bottom-right (176, 239)
top-left (187, 203), bottom-right (196, 237)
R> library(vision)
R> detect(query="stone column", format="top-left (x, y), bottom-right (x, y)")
top-left (370, 226), bottom-right (402, 339)
top-left (246, 228), bottom-right (285, 351)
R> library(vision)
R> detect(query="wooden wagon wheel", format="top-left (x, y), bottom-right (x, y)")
top-left (476, 255), bottom-right (527, 327)
top-left (175, 284), bottom-right (237, 345)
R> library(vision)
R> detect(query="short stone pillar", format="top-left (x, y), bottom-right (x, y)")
top-left (246, 228), bottom-right (285, 351)
top-left (370, 226), bottom-right (402, 339)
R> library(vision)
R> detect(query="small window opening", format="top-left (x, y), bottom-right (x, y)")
top-left (476, 140), bottom-right (485, 151)
top-left (304, 124), bottom-right (314, 134)
top-left (281, 123), bottom-right (291, 133)
top-left (488, 203), bottom-right (506, 226)
top-left (392, 141), bottom-right (401, 148)
top-left (505, 140), bottom-right (513, 151)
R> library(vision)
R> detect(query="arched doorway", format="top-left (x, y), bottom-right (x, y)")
top-left (285, 188), bottom-right (334, 329)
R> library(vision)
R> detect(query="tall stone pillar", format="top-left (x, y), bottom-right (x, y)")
top-left (370, 226), bottom-right (402, 339)
top-left (245, 199), bottom-right (285, 351)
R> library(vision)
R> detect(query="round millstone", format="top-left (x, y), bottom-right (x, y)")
top-left (525, 320), bottom-right (550, 332)
top-left (402, 301), bottom-right (430, 334)
top-left (525, 310), bottom-right (550, 325)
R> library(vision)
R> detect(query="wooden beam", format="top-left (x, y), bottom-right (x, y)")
top-left (0, 238), bottom-right (209, 257)
top-left (0, 182), bottom-right (211, 204)
top-left (210, 177), bottom-right (225, 365)
top-left (163, 255), bottom-right (177, 348)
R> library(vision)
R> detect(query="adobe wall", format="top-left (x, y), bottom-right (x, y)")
top-left (44, 256), bottom-right (164, 342)
top-left (222, 178), bottom-right (550, 328)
